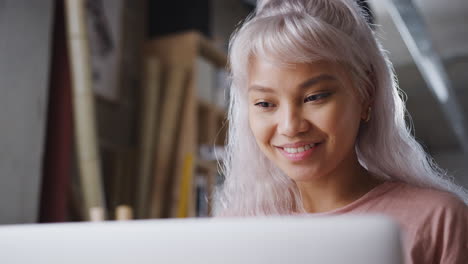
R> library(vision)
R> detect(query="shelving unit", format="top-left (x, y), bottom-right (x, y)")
top-left (195, 99), bottom-right (227, 216)
top-left (136, 31), bottom-right (228, 219)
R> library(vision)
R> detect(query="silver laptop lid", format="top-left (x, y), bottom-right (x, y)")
top-left (0, 215), bottom-right (402, 264)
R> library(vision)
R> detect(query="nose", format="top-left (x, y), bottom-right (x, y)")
top-left (278, 104), bottom-right (309, 138)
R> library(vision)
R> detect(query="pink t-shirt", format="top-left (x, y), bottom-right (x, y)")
top-left (299, 181), bottom-right (468, 264)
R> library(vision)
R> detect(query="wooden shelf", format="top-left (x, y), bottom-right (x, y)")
top-left (136, 31), bottom-right (228, 219)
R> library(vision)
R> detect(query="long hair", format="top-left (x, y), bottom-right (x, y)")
top-left (213, 0), bottom-right (468, 216)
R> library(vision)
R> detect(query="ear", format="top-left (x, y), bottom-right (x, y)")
top-left (360, 98), bottom-right (374, 121)
top-left (360, 101), bottom-right (370, 120)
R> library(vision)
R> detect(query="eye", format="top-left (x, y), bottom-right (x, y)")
top-left (304, 92), bottom-right (332, 103)
top-left (254, 101), bottom-right (275, 108)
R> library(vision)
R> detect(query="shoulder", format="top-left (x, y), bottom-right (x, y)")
top-left (382, 181), bottom-right (467, 213)
top-left (397, 182), bottom-right (468, 231)
top-left (378, 182), bottom-right (468, 263)
top-left (367, 180), bottom-right (468, 239)
top-left (396, 181), bottom-right (468, 229)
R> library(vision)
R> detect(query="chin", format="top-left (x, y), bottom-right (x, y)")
top-left (282, 166), bottom-right (322, 182)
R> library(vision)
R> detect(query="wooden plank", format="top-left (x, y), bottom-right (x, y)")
top-left (110, 148), bottom-right (136, 219)
top-left (145, 30), bottom-right (227, 68)
top-left (149, 66), bottom-right (188, 218)
top-left (198, 34), bottom-right (228, 69)
top-left (145, 33), bottom-right (198, 218)
top-left (169, 71), bottom-right (197, 218)
top-left (65, 0), bottom-right (106, 220)
top-left (145, 31), bottom-right (199, 67)
top-left (136, 57), bottom-right (161, 219)
top-left (143, 31), bottom-right (228, 218)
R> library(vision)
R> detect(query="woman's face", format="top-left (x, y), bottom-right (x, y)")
top-left (247, 57), bottom-right (368, 182)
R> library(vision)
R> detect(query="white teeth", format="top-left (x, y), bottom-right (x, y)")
top-left (283, 143), bottom-right (317, 154)
top-left (285, 148), bottom-right (298, 153)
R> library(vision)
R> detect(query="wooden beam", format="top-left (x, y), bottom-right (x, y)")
top-left (65, 0), bottom-right (106, 220)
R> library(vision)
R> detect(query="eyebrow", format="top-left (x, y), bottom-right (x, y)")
top-left (248, 74), bottom-right (337, 93)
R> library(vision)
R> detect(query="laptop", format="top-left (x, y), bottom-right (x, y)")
top-left (0, 215), bottom-right (403, 264)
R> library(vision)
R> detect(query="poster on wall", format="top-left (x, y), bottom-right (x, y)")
top-left (85, 0), bottom-right (124, 102)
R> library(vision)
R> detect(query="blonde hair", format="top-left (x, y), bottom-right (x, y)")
top-left (213, 0), bottom-right (468, 216)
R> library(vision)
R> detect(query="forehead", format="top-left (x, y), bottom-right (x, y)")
top-left (247, 56), bottom-right (348, 91)
top-left (249, 56), bottom-right (337, 75)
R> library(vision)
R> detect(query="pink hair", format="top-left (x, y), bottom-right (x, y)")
top-left (213, 0), bottom-right (468, 216)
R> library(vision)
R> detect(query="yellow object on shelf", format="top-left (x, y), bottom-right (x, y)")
top-left (177, 154), bottom-right (194, 218)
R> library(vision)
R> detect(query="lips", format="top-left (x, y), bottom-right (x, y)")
top-left (276, 141), bottom-right (322, 148)
top-left (276, 142), bottom-right (322, 162)
top-left (282, 143), bottom-right (318, 154)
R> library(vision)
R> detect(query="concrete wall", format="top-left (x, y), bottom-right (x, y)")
top-left (0, 0), bottom-right (53, 224)
top-left (395, 57), bottom-right (468, 189)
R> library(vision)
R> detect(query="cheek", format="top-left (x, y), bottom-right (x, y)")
top-left (248, 109), bottom-right (273, 145)
top-left (310, 100), bottom-right (361, 144)
top-left (331, 102), bottom-right (362, 144)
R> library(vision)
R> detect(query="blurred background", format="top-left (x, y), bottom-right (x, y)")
top-left (0, 0), bottom-right (466, 224)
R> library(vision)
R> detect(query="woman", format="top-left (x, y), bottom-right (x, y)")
top-left (213, 0), bottom-right (468, 263)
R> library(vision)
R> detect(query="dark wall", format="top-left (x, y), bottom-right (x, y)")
top-left (148, 0), bottom-right (211, 38)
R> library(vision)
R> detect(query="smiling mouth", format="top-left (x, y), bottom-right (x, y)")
top-left (275, 142), bottom-right (322, 162)
top-left (281, 143), bottom-right (318, 154)
top-left (275, 141), bottom-right (323, 153)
